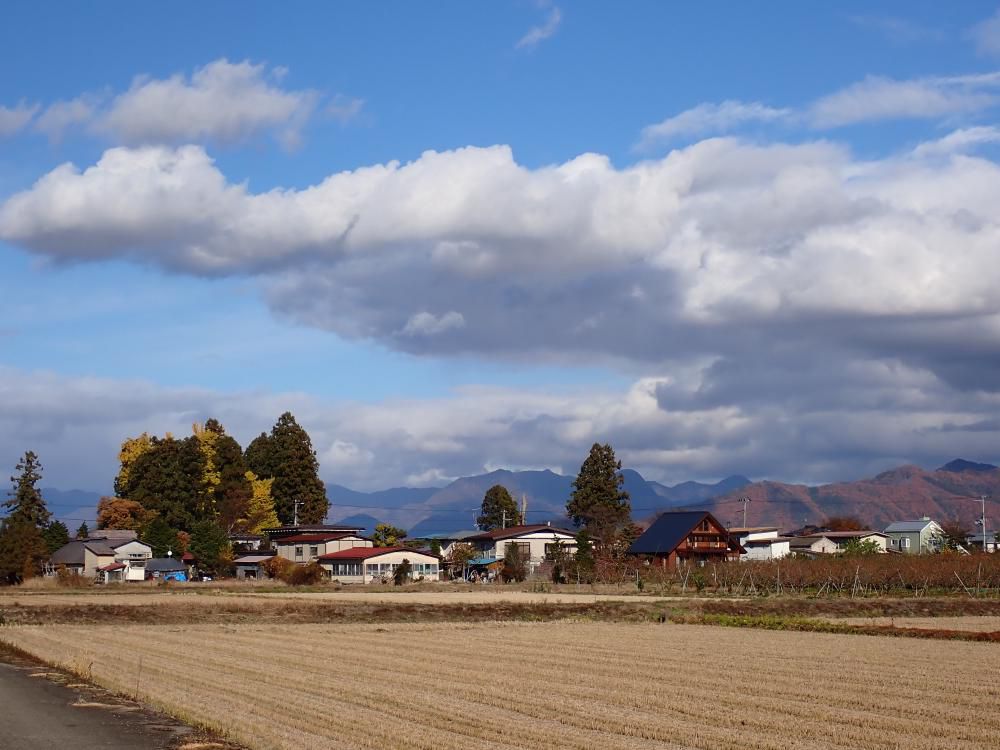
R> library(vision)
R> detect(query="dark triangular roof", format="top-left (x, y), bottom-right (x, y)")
top-left (628, 511), bottom-right (729, 556)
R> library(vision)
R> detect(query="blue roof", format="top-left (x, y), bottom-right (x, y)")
top-left (628, 511), bottom-right (715, 555)
top-left (466, 556), bottom-right (500, 566)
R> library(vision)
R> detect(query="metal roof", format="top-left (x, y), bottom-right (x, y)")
top-left (628, 511), bottom-right (734, 556)
top-left (317, 546), bottom-right (438, 561)
top-left (884, 520), bottom-right (937, 533)
top-left (467, 524), bottom-right (577, 542)
top-left (145, 558), bottom-right (187, 572)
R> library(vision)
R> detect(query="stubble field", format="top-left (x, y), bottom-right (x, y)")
top-left (2, 620), bottom-right (998, 750)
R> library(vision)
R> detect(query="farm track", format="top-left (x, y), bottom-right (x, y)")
top-left (2, 621), bottom-right (998, 750)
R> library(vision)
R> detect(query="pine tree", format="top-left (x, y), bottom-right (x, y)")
top-left (142, 517), bottom-right (179, 558)
top-left (4, 451), bottom-right (51, 528)
top-left (114, 434), bottom-right (153, 497)
top-left (75, 521), bottom-right (89, 539)
top-left (566, 443), bottom-right (632, 548)
top-left (244, 432), bottom-right (274, 479)
top-left (477, 484), bottom-right (520, 530)
top-left (372, 523), bottom-right (407, 547)
top-left (42, 520), bottom-right (69, 554)
top-left (189, 519), bottom-right (231, 576)
top-left (126, 436), bottom-right (204, 531)
top-left (266, 412), bottom-right (329, 525)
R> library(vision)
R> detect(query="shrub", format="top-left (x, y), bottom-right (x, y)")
top-left (393, 559), bottom-right (412, 586)
top-left (287, 561), bottom-right (326, 586)
top-left (261, 556), bottom-right (296, 581)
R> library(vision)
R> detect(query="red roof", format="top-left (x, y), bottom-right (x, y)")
top-left (98, 562), bottom-right (126, 572)
top-left (182, 552), bottom-right (195, 561)
top-left (278, 532), bottom-right (360, 544)
top-left (468, 524), bottom-right (576, 541)
top-left (317, 546), bottom-right (435, 561)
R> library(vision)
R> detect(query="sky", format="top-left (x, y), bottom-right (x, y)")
top-left (2, 1), bottom-right (1000, 495)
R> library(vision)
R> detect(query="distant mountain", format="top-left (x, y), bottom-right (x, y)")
top-left (333, 513), bottom-right (382, 536)
top-left (649, 475), bottom-right (751, 504)
top-left (938, 459), bottom-right (998, 474)
top-left (705, 459), bottom-right (1000, 532)
top-left (40, 488), bottom-right (102, 527)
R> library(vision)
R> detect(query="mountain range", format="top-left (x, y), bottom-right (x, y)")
top-left (35, 458), bottom-right (999, 537)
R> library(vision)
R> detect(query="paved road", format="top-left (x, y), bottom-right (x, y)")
top-left (0, 657), bottom-right (214, 749)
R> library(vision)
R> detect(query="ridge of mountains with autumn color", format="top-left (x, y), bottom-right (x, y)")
top-left (41, 459), bottom-right (1000, 537)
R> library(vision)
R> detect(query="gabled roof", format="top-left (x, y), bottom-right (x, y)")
top-left (628, 511), bottom-right (737, 556)
top-left (98, 562), bottom-right (126, 572)
top-left (87, 529), bottom-right (138, 544)
top-left (814, 531), bottom-right (887, 539)
top-left (50, 539), bottom-right (116, 565)
top-left (276, 532), bottom-right (363, 544)
top-left (467, 524), bottom-right (577, 542)
top-left (884, 519), bottom-right (939, 533)
top-left (422, 530), bottom-right (481, 541)
top-left (234, 553), bottom-right (277, 564)
top-left (789, 535), bottom-right (832, 548)
top-left (318, 546), bottom-right (438, 561)
top-left (146, 557), bottom-right (187, 572)
top-left (729, 526), bottom-right (779, 534)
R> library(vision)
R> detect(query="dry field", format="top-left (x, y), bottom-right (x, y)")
top-left (826, 615), bottom-right (1000, 632)
top-left (2, 621), bottom-right (998, 750)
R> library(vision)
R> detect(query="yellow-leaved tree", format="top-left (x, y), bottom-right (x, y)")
top-left (114, 433), bottom-right (153, 497)
top-left (192, 422), bottom-right (222, 518)
top-left (244, 471), bottom-right (279, 534)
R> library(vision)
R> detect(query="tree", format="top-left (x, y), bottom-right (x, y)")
top-left (477, 485), bottom-right (519, 530)
top-left (393, 558), bottom-right (412, 585)
top-left (142, 517), bottom-right (179, 558)
top-left (4, 451), bottom-right (51, 528)
top-left (572, 529), bottom-right (595, 583)
top-left (939, 520), bottom-right (970, 551)
top-left (0, 451), bottom-right (53, 583)
top-left (372, 523), bottom-right (407, 547)
top-left (42, 521), bottom-right (69, 554)
top-left (428, 538), bottom-right (442, 557)
top-left (75, 522), bottom-right (89, 539)
top-left (501, 542), bottom-right (527, 583)
top-left (263, 413), bottom-right (329, 525)
top-left (447, 542), bottom-right (476, 580)
top-left (823, 516), bottom-right (865, 531)
top-left (114, 434), bottom-right (153, 497)
top-left (243, 471), bottom-right (280, 534)
top-left (189, 519), bottom-right (231, 576)
top-left (96, 497), bottom-right (154, 531)
top-left (842, 538), bottom-right (882, 556)
top-left (244, 432), bottom-right (274, 479)
top-left (566, 443), bottom-right (632, 548)
top-left (125, 436), bottom-right (204, 530)
top-left (193, 420), bottom-right (252, 529)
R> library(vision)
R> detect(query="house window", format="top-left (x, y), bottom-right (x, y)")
top-left (699, 520), bottom-right (709, 531)
top-left (295, 546), bottom-right (303, 558)
top-left (366, 564), bottom-right (377, 575)
top-left (309, 546), bottom-right (319, 557)
top-left (544, 543), bottom-right (564, 560)
top-left (509, 541), bottom-right (531, 559)
top-left (902, 538), bottom-right (910, 549)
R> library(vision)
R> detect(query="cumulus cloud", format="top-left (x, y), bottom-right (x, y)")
top-left (0, 101), bottom-right (38, 137)
top-left (972, 9), bottom-right (1000, 58)
top-left (517, 4), bottom-right (562, 49)
top-left (34, 95), bottom-right (101, 142)
top-left (637, 101), bottom-right (791, 148)
top-left (809, 72), bottom-right (1000, 127)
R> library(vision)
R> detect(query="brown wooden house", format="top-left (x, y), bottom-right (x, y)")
top-left (628, 511), bottom-right (743, 568)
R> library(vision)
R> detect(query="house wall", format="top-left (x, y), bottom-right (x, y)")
top-left (83, 549), bottom-right (114, 577)
top-left (320, 550), bottom-right (440, 584)
top-left (741, 539), bottom-right (790, 561)
top-left (113, 541), bottom-right (152, 581)
top-left (486, 532), bottom-right (577, 564)
top-left (887, 532), bottom-right (920, 553)
top-left (276, 536), bottom-right (372, 563)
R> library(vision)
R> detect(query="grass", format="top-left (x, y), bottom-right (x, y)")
top-left (2, 621), bottom-right (999, 750)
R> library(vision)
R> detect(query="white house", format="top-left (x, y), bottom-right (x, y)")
top-left (729, 527), bottom-right (790, 561)
top-left (274, 532), bottom-right (373, 564)
top-left (466, 524), bottom-right (578, 573)
top-left (788, 535), bottom-right (840, 556)
top-left (49, 530), bottom-right (152, 582)
top-left (318, 546), bottom-right (440, 583)
top-left (820, 531), bottom-right (889, 552)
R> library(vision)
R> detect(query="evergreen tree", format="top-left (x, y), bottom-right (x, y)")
top-left (4, 451), bottom-right (51, 528)
top-left (189, 519), bottom-right (231, 576)
top-left (75, 521), bottom-right (89, 539)
top-left (243, 432), bottom-right (274, 479)
top-left (477, 484), bottom-right (520, 530)
top-left (126, 436), bottom-right (204, 531)
top-left (501, 542), bottom-right (527, 582)
top-left (42, 520), bottom-right (69, 554)
top-left (114, 434), bottom-right (153, 497)
top-left (372, 523), bottom-right (407, 547)
top-left (142, 516), bottom-right (179, 558)
top-left (566, 443), bottom-right (632, 548)
top-left (193, 420), bottom-right (252, 530)
top-left (266, 412), bottom-right (329, 525)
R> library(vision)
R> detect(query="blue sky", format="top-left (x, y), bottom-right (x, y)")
top-left (3, 1), bottom-right (1000, 493)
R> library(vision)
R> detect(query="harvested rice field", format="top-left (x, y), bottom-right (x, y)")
top-left (2, 621), bottom-right (998, 750)
top-left (826, 615), bottom-right (1000, 632)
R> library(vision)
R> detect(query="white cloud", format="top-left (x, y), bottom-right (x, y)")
top-left (98, 59), bottom-right (319, 147)
top-left (849, 15), bottom-right (945, 44)
top-left (400, 311), bottom-right (466, 337)
top-left (325, 95), bottom-right (365, 124)
top-left (972, 9), bottom-right (1000, 57)
top-left (0, 101), bottom-right (38, 137)
top-left (910, 126), bottom-right (1000, 157)
top-left (809, 73), bottom-right (1000, 127)
top-left (636, 100), bottom-right (791, 149)
top-left (517, 4), bottom-right (562, 49)
top-left (34, 95), bottom-right (101, 142)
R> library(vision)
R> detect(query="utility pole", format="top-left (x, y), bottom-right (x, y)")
top-left (501, 510), bottom-right (507, 529)
top-left (738, 496), bottom-right (751, 528)
top-left (293, 499), bottom-right (302, 527)
top-left (976, 495), bottom-right (989, 552)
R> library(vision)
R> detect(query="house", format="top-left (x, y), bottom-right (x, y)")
top-left (421, 530), bottom-right (482, 559)
top-left (317, 546), bottom-right (440, 583)
top-left (628, 511), bottom-right (743, 568)
top-left (274, 531), bottom-right (373, 564)
top-left (263, 524), bottom-right (366, 543)
top-left (788, 535), bottom-right (839, 556)
top-left (48, 530), bottom-right (152, 581)
top-left (965, 531), bottom-right (998, 553)
top-left (465, 524), bottom-right (578, 574)
top-left (233, 551), bottom-right (276, 579)
top-left (884, 518), bottom-right (945, 554)
top-left (228, 532), bottom-right (264, 552)
top-left (820, 531), bottom-right (889, 553)
top-left (729, 527), bottom-right (790, 561)
top-left (145, 557), bottom-right (188, 581)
